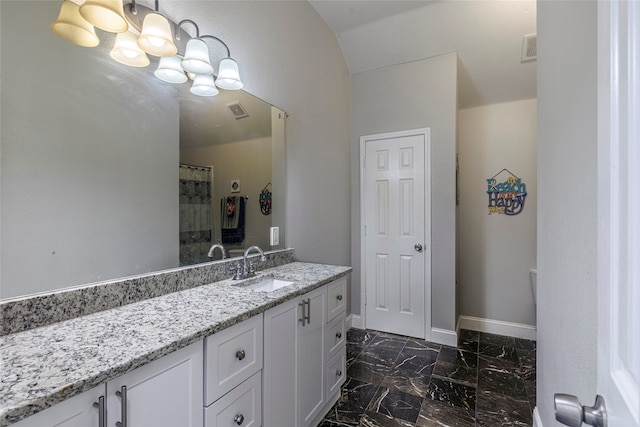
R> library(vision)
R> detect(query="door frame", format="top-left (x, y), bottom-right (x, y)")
top-left (359, 128), bottom-right (432, 340)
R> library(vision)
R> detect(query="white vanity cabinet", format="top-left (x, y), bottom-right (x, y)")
top-left (12, 385), bottom-right (106, 427)
top-left (204, 314), bottom-right (263, 427)
top-left (106, 340), bottom-right (204, 427)
top-left (263, 285), bottom-right (326, 427)
top-left (14, 341), bottom-right (203, 427)
top-left (263, 276), bottom-right (347, 427)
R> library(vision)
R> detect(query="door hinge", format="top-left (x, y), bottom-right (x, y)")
top-left (364, 225), bottom-right (367, 236)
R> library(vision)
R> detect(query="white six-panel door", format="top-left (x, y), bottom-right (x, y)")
top-left (361, 129), bottom-right (430, 339)
top-left (597, 1), bottom-right (640, 425)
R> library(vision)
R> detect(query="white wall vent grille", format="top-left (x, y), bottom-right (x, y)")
top-left (227, 102), bottom-right (249, 119)
top-left (521, 35), bottom-right (537, 62)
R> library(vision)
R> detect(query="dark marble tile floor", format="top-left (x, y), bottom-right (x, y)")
top-left (319, 328), bottom-right (536, 427)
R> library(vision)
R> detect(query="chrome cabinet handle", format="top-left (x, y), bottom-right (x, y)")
top-left (336, 332), bottom-right (342, 339)
top-left (236, 349), bottom-right (246, 361)
top-left (555, 394), bottom-right (607, 427)
top-left (336, 369), bottom-right (342, 377)
top-left (414, 243), bottom-right (423, 252)
top-left (234, 414), bottom-right (245, 425)
top-left (336, 294), bottom-right (343, 301)
top-left (115, 386), bottom-right (127, 427)
top-left (298, 301), bottom-right (306, 326)
top-left (298, 298), bottom-right (311, 326)
top-left (92, 396), bottom-right (106, 427)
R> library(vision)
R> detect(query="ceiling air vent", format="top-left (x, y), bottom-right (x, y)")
top-left (227, 102), bottom-right (249, 119)
top-left (521, 34), bottom-right (537, 62)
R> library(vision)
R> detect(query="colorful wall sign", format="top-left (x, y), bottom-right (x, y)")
top-left (487, 169), bottom-right (527, 216)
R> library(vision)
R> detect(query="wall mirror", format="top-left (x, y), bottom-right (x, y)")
top-left (0, 1), bottom-right (286, 300)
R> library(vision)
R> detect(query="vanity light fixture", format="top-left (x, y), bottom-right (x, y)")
top-left (50, 0), bottom-right (244, 97)
top-left (154, 55), bottom-right (188, 84)
top-left (137, 12), bottom-right (177, 57)
top-left (51, 0), bottom-right (100, 48)
top-left (110, 31), bottom-right (150, 67)
top-left (190, 74), bottom-right (220, 97)
top-left (79, 0), bottom-right (129, 33)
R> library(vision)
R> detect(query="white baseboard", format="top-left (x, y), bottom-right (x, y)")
top-left (429, 327), bottom-right (458, 347)
top-left (533, 407), bottom-right (543, 427)
top-left (346, 314), bottom-right (353, 330)
top-left (457, 315), bottom-right (537, 341)
top-left (350, 314), bottom-right (363, 329)
top-left (347, 315), bottom-right (456, 346)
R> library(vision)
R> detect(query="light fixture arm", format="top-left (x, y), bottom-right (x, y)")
top-left (131, 0), bottom-right (159, 14)
top-left (176, 20), bottom-right (200, 41)
top-left (201, 35), bottom-right (231, 58)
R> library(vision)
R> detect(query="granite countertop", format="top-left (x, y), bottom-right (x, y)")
top-left (0, 262), bottom-right (351, 426)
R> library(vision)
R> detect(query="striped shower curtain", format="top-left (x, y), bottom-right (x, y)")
top-left (179, 165), bottom-right (213, 266)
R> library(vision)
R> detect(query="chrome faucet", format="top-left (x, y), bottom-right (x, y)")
top-left (207, 244), bottom-right (227, 260)
top-left (240, 246), bottom-right (266, 278)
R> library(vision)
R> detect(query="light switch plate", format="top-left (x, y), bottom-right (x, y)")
top-left (270, 227), bottom-right (279, 246)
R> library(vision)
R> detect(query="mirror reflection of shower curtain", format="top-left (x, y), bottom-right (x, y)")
top-left (179, 164), bottom-right (213, 266)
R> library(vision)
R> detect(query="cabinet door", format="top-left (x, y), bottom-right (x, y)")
top-left (12, 385), bottom-right (105, 427)
top-left (263, 297), bottom-right (299, 427)
top-left (107, 341), bottom-right (203, 427)
top-left (298, 285), bottom-right (327, 427)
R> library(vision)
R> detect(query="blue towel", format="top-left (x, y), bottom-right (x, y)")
top-left (221, 197), bottom-right (245, 243)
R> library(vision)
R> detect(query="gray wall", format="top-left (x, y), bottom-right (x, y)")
top-left (350, 54), bottom-right (458, 333)
top-left (458, 99), bottom-right (537, 329)
top-left (0, 1), bottom-right (352, 299)
top-left (1, 1), bottom-right (179, 298)
top-left (537, 0), bottom-right (598, 424)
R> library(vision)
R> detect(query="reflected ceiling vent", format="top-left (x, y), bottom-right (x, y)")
top-left (227, 102), bottom-right (249, 119)
top-left (521, 34), bottom-right (537, 62)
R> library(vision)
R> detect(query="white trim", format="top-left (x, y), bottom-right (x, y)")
top-left (350, 314), bottom-right (363, 330)
top-left (430, 328), bottom-right (458, 347)
top-left (533, 407), bottom-right (543, 427)
top-left (359, 128), bottom-right (432, 339)
top-left (346, 314), bottom-right (353, 330)
top-left (457, 315), bottom-right (537, 341)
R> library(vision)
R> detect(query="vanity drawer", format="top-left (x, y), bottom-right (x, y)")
top-left (205, 371), bottom-right (262, 427)
top-left (325, 313), bottom-right (346, 360)
top-left (205, 314), bottom-right (263, 405)
top-left (326, 276), bottom-right (347, 321)
top-left (325, 351), bottom-right (346, 401)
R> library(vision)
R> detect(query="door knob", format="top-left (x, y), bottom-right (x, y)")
top-left (554, 394), bottom-right (607, 427)
top-left (414, 244), bottom-right (423, 252)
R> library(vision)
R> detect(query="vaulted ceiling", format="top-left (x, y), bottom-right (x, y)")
top-left (308, 0), bottom-right (537, 108)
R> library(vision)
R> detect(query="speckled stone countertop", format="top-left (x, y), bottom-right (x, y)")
top-left (0, 262), bottom-right (351, 426)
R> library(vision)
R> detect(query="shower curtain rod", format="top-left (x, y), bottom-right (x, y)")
top-left (179, 163), bottom-right (212, 171)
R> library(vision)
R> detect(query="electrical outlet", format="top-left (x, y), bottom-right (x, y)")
top-left (270, 227), bottom-right (279, 246)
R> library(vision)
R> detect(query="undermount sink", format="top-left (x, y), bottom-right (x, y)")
top-left (241, 277), bottom-right (295, 292)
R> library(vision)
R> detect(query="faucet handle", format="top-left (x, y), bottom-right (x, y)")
top-left (229, 262), bottom-right (243, 280)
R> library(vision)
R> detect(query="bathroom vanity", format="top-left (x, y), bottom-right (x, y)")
top-left (0, 252), bottom-right (350, 427)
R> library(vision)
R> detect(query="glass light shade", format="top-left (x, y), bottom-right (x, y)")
top-left (79, 0), bottom-right (128, 33)
top-left (181, 39), bottom-right (214, 75)
top-left (137, 13), bottom-right (177, 57)
top-left (155, 56), bottom-right (187, 84)
top-left (190, 74), bottom-right (219, 97)
top-left (110, 32), bottom-right (150, 67)
top-left (215, 58), bottom-right (244, 90)
top-left (51, 0), bottom-right (99, 48)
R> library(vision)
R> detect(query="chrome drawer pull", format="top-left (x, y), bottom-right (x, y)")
top-left (92, 396), bottom-right (106, 427)
top-left (115, 386), bottom-right (127, 427)
top-left (336, 294), bottom-right (343, 301)
top-left (336, 369), bottom-right (342, 377)
top-left (336, 332), bottom-right (342, 339)
top-left (236, 350), bottom-right (246, 361)
top-left (234, 414), bottom-right (245, 425)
